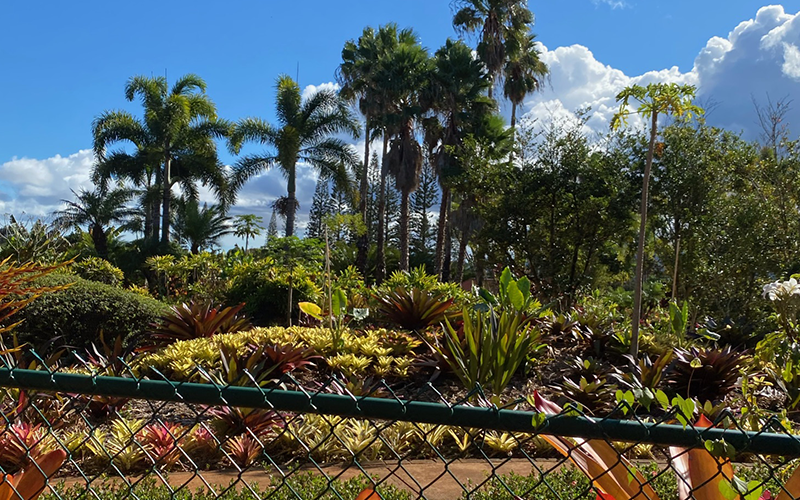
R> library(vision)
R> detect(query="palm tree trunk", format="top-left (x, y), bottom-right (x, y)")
top-left (161, 155), bottom-right (172, 244)
top-left (356, 120), bottom-right (370, 275)
top-left (435, 186), bottom-right (450, 280)
top-left (92, 224), bottom-right (109, 261)
top-left (286, 168), bottom-right (297, 237)
top-left (399, 190), bottom-right (410, 271)
top-left (631, 111), bottom-right (659, 361)
top-left (375, 135), bottom-right (389, 283)
top-left (511, 103), bottom-right (517, 131)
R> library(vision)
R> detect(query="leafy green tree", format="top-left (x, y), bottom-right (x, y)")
top-left (611, 83), bottom-right (703, 360)
top-left (172, 198), bottom-right (231, 254)
top-left (307, 178), bottom-right (331, 239)
top-left (54, 186), bottom-right (138, 260)
top-left (266, 210), bottom-right (279, 245)
top-left (473, 117), bottom-right (637, 302)
top-left (232, 75), bottom-right (359, 238)
top-left (452, 0), bottom-right (534, 99)
top-left (93, 74), bottom-right (233, 244)
top-left (233, 214), bottom-right (264, 251)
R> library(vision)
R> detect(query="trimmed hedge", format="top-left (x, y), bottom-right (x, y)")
top-left (15, 273), bottom-right (170, 350)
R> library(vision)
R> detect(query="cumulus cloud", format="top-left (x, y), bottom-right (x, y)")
top-left (5, 6), bottom-right (800, 243)
top-left (0, 149), bottom-right (94, 216)
top-left (521, 5), bottom-right (800, 137)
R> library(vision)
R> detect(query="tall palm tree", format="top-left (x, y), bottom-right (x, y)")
top-left (54, 185), bottom-right (138, 260)
top-left (172, 198), bottom-right (231, 254)
top-left (379, 39), bottom-right (432, 272)
top-left (422, 39), bottom-right (494, 280)
top-left (232, 75), bottom-right (359, 237)
top-left (452, 0), bottom-right (534, 98)
top-left (93, 74), bottom-right (233, 245)
top-left (338, 26), bottom-right (382, 274)
top-left (503, 32), bottom-right (548, 132)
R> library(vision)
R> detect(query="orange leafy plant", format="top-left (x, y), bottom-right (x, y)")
top-left (531, 392), bottom-right (786, 500)
top-left (0, 258), bottom-right (70, 336)
top-left (0, 448), bottom-right (66, 500)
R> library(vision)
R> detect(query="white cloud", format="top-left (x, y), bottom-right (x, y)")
top-left (591, 0), bottom-right (628, 9)
top-left (301, 81), bottom-right (340, 101)
top-left (5, 5), bottom-right (800, 243)
top-left (520, 5), bottom-right (800, 137)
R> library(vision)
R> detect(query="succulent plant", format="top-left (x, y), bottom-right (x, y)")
top-left (374, 287), bottom-right (457, 331)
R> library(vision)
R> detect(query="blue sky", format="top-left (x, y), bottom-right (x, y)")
top-left (1, 0), bottom-right (791, 160)
top-left (1, 1), bottom-right (799, 238)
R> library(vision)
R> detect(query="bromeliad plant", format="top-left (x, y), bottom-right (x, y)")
top-left (666, 347), bottom-right (747, 403)
top-left (144, 301), bottom-right (252, 350)
top-left (374, 287), bottom-right (457, 332)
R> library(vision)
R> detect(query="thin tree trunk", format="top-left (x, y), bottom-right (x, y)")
top-left (631, 111), bottom-right (659, 361)
top-left (399, 190), bottom-right (410, 271)
top-left (161, 155), bottom-right (172, 244)
top-left (510, 103), bottom-right (517, 132)
top-left (435, 186), bottom-right (450, 280)
top-left (672, 222), bottom-right (681, 300)
top-left (151, 189), bottom-right (161, 244)
top-left (443, 212), bottom-right (452, 282)
top-left (286, 168), bottom-right (297, 237)
top-left (356, 121), bottom-right (370, 275)
top-left (375, 135), bottom-right (389, 283)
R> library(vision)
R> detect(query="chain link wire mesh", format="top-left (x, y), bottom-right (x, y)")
top-left (0, 350), bottom-right (798, 500)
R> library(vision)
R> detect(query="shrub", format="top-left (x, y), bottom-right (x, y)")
top-left (71, 257), bottom-right (124, 286)
top-left (14, 273), bottom-right (170, 350)
top-left (226, 260), bottom-right (320, 326)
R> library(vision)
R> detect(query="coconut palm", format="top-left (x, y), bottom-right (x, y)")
top-left (503, 32), bottom-right (548, 132)
top-left (93, 74), bottom-right (233, 245)
top-left (54, 185), bottom-right (138, 260)
top-left (232, 75), bottom-right (359, 238)
top-left (172, 198), bottom-right (231, 254)
top-left (452, 0), bottom-right (534, 98)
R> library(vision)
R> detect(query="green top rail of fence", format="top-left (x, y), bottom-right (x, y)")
top-left (1, 367), bottom-right (799, 458)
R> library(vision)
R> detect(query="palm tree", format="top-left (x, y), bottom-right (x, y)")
top-left (233, 214), bottom-right (264, 251)
top-left (378, 39), bottom-right (432, 272)
top-left (452, 0), bottom-right (534, 98)
top-left (93, 74), bottom-right (233, 245)
top-left (422, 39), bottom-right (494, 280)
top-left (338, 26), bottom-right (384, 273)
top-left (503, 32), bottom-right (548, 132)
top-left (232, 75), bottom-right (359, 237)
top-left (172, 198), bottom-right (231, 254)
top-left (54, 185), bottom-right (138, 260)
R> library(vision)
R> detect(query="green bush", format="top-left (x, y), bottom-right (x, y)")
top-left (71, 257), bottom-right (125, 286)
top-left (14, 273), bottom-right (170, 350)
top-left (226, 260), bottom-right (321, 326)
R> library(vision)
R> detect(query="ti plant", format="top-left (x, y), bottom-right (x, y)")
top-left (531, 391), bottom-right (780, 500)
top-left (476, 267), bottom-right (544, 318)
top-left (143, 301), bottom-right (252, 350)
top-left (0, 448), bottom-right (66, 500)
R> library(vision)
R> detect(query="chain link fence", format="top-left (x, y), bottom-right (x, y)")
top-left (0, 352), bottom-right (799, 500)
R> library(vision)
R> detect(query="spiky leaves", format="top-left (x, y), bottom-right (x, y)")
top-left (232, 75), bottom-right (359, 238)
